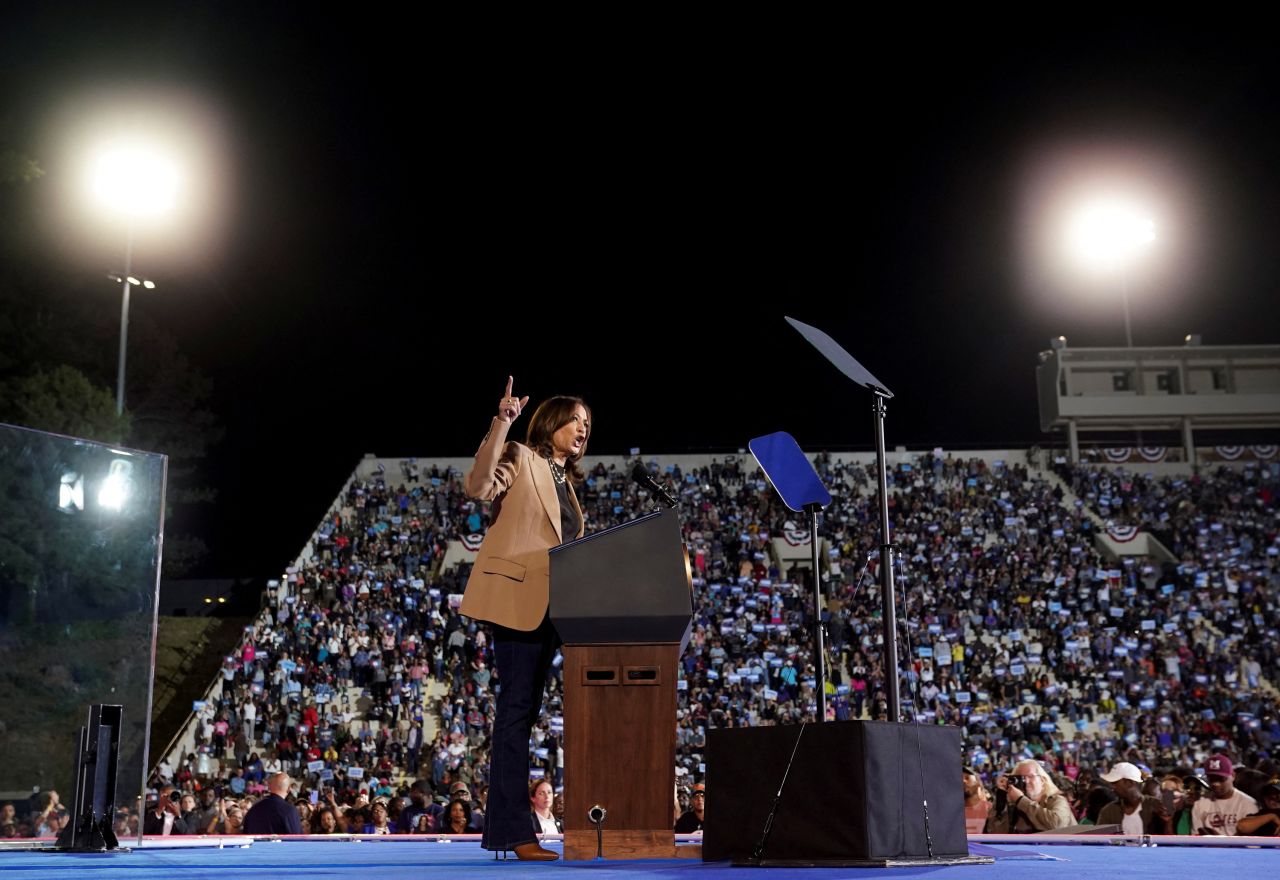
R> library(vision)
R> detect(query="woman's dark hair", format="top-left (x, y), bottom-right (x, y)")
top-left (445, 798), bottom-right (472, 832)
top-left (310, 806), bottom-right (338, 834)
top-left (525, 396), bottom-right (590, 483)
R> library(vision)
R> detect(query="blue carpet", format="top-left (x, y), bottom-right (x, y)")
top-left (0, 839), bottom-right (1276, 880)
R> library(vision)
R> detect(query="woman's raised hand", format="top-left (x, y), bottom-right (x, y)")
top-left (496, 375), bottom-right (530, 424)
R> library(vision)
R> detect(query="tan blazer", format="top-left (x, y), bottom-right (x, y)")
top-left (459, 419), bottom-right (584, 631)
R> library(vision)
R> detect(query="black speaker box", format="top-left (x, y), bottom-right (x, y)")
top-left (703, 720), bottom-right (968, 865)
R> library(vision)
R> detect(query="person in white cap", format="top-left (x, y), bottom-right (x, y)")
top-left (1097, 762), bottom-right (1170, 834)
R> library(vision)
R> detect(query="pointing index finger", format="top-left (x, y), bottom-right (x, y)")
top-left (504, 375), bottom-right (514, 398)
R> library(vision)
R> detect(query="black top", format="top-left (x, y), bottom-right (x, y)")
top-left (554, 474), bottom-right (580, 543)
top-left (142, 810), bottom-right (190, 835)
top-left (675, 810), bottom-right (703, 833)
top-left (242, 793), bottom-right (304, 836)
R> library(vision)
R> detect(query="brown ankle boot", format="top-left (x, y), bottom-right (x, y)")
top-left (513, 841), bottom-right (559, 861)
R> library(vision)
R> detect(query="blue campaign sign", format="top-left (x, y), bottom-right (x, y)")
top-left (1040, 721), bottom-right (1056, 733)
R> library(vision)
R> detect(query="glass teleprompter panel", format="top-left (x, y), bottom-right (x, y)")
top-left (0, 422), bottom-right (165, 820)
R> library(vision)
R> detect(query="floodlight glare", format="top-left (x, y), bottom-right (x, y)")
top-left (1068, 200), bottom-right (1156, 271)
top-left (90, 143), bottom-right (182, 219)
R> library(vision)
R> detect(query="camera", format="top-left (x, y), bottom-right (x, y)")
top-left (170, 791), bottom-right (182, 802)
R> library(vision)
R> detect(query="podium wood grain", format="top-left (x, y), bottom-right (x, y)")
top-left (562, 643), bottom-right (679, 859)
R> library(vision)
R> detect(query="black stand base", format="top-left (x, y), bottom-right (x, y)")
top-left (53, 815), bottom-right (120, 852)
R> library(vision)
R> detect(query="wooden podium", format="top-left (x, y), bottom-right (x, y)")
top-left (548, 507), bottom-right (693, 860)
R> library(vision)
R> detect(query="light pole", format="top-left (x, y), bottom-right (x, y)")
top-left (117, 227), bottom-right (133, 416)
top-left (1068, 199), bottom-right (1155, 346)
top-left (90, 144), bottom-right (179, 415)
top-left (106, 263), bottom-right (157, 417)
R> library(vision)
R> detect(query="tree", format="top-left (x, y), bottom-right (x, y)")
top-left (0, 364), bottom-right (129, 444)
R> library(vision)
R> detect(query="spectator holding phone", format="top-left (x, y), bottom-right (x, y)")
top-left (1192, 755), bottom-right (1257, 836)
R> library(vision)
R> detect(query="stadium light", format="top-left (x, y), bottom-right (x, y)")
top-left (90, 143), bottom-right (181, 220)
top-left (1067, 198), bottom-right (1156, 347)
top-left (89, 141), bottom-right (182, 416)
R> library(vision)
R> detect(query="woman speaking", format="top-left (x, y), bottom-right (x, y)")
top-left (461, 376), bottom-right (590, 861)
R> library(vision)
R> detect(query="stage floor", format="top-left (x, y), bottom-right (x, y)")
top-left (0, 837), bottom-right (1277, 880)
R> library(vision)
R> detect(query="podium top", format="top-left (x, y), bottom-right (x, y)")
top-left (549, 508), bottom-right (693, 648)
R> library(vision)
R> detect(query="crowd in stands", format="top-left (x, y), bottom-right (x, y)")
top-left (4, 450), bottom-right (1276, 839)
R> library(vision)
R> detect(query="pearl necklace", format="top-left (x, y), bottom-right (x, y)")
top-left (547, 457), bottom-right (567, 485)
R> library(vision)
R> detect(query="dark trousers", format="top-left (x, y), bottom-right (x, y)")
top-left (482, 616), bottom-right (558, 851)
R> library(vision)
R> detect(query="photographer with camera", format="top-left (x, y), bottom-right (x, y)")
top-left (143, 786), bottom-right (190, 836)
top-left (985, 761), bottom-right (1074, 833)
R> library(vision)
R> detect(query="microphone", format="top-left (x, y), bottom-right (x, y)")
top-left (631, 462), bottom-right (678, 509)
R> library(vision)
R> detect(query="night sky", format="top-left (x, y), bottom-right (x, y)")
top-left (3, 13), bottom-right (1279, 576)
